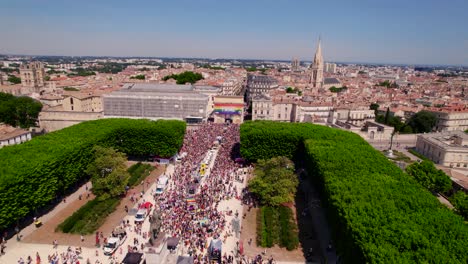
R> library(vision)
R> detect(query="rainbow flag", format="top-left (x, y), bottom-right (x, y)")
top-left (213, 103), bottom-right (243, 115)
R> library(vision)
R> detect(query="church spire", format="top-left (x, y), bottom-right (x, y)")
top-left (313, 37), bottom-right (323, 66)
top-left (308, 37), bottom-right (324, 90)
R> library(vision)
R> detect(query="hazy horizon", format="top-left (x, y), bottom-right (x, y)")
top-left (1, 0), bottom-right (467, 66)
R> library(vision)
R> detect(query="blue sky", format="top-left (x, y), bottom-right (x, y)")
top-left (0, 0), bottom-right (467, 65)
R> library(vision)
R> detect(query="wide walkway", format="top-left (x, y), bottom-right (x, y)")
top-left (1, 165), bottom-right (170, 264)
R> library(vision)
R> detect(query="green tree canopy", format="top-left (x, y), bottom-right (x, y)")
top-left (450, 191), bottom-right (468, 220)
top-left (248, 156), bottom-right (298, 206)
top-left (407, 110), bottom-right (437, 133)
top-left (285, 87), bottom-right (299, 94)
top-left (163, 71), bottom-right (203, 84)
top-left (67, 68), bottom-right (96, 77)
top-left (7, 75), bottom-right (21, 84)
top-left (369, 103), bottom-right (379, 113)
top-left (0, 92), bottom-right (43, 128)
top-left (406, 160), bottom-right (452, 193)
top-left (329, 86), bottom-right (347, 93)
top-left (240, 121), bottom-right (468, 263)
top-left (86, 146), bottom-right (130, 200)
top-left (130, 74), bottom-right (145, 80)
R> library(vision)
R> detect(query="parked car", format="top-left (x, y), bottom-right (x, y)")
top-left (103, 229), bottom-right (127, 256)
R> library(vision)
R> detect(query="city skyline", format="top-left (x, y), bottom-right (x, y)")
top-left (0, 0), bottom-right (467, 66)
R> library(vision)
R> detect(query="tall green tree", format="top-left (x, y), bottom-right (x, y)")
top-left (248, 156), bottom-right (298, 206)
top-left (407, 111), bottom-right (437, 133)
top-left (86, 146), bottom-right (130, 200)
top-left (406, 160), bottom-right (452, 193)
top-left (384, 107), bottom-right (390, 124)
top-left (0, 92), bottom-right (42, 128)
top-left (450, 191), bottom-right (468, 220)
top-left (14, 97), bottom-right (43, 128)
top-left (7, 75), bottom-right (21, 84)
top-left (369, 103), bottom-right (379, 114)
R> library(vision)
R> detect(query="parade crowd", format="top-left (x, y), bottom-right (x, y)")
top-left (157, 123), bottom-right (245, 263)
top-left (13, 122), bottom-right (276, 264)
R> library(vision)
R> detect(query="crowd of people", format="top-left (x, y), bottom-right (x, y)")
top-left (155, 122), bottom-right (246, 263)
top-left (13, 121), bottom-right (278, 264)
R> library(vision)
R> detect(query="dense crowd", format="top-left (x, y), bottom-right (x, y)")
top-left (13, 122), bottom-right (275, 264)
top-left (156, 122), bottom-right (246, 263)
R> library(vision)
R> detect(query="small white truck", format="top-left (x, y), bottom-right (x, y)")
top-left (103, 229), bottom-right (127, 255)
top-left (134, 209), bottom-right (148, 224)
top-left (155, 176), bottom-right (169, 195)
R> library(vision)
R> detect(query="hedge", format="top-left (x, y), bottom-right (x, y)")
top-left (240, 121), bottom-right (468, 263)
top-left (278, 206), bottom-right (299, 250)
top-left (257, 206), bottom-right (299, 250)
top-left (263, 206), bottom-right (279, 247)
top-left (256, 207), bottom-right (266, 247)
top-left (56, 197), bottom-right (120, 234)
top-left (127, 162), bottom-right (155, 187)
top-left (240, 121), bottom-right (354, 162)
top-left (0, 118), bottom-right (185, 230)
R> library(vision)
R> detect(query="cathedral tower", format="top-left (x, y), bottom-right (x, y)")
top-left (309, 38), bottom-right (324, 90)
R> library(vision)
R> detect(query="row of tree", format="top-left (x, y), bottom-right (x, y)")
top-left (67, 68), bottom-right (96, 77)
top-left (7, 75), bottom-right (21, 84)
top-left (249, 156), bottom-right (299, 250)
top-left (249, 156), bottom-right (298, 207)
top-left (371, 103), bottom-right (437, 133)
top-left (240, 121), bottom-right (468, 263)
top-left (162, 71), bottom-right (203, 84)
top-left (406, 160), bottom-right (468, 221)
top-left (329, 86), bottom-right (347, 93)
top-left (0, 92), bottom-right (43, 128)
top-left (378, 80), bottom-right (399, 88)
top-left (405, 160), bottom-right (452, 193)
top-left (130, 74), bottom-right (145, 80)
top-left (0, 119), bottom-right (186, 230)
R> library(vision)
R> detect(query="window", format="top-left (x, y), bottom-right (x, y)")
top-left (278, 114), bottom-right (281, 118)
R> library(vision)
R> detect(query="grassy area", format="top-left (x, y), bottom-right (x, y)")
top-left (56, 197), bottom-right (120, 234)
top-left (56, 162), bottom-right (153, 235)
top-left (383, 150), bottom-right (413, 163)
top-left (127, 162), bottom-right (155, 187)
top-left (257, 206), bottom-right (299, 250)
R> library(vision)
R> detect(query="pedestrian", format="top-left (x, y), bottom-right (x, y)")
top-left (81, 234), bottom-right (84, 242)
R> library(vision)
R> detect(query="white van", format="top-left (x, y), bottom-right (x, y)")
top-left (176, 152), bottom-right (187, 163)
top-left (134, 209), bottom-right (147, 224)
top-left (155, 176), bottom-right (169, 195)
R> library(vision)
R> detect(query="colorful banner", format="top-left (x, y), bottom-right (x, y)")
top-left (213, 103), bottom-right (243, 115)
